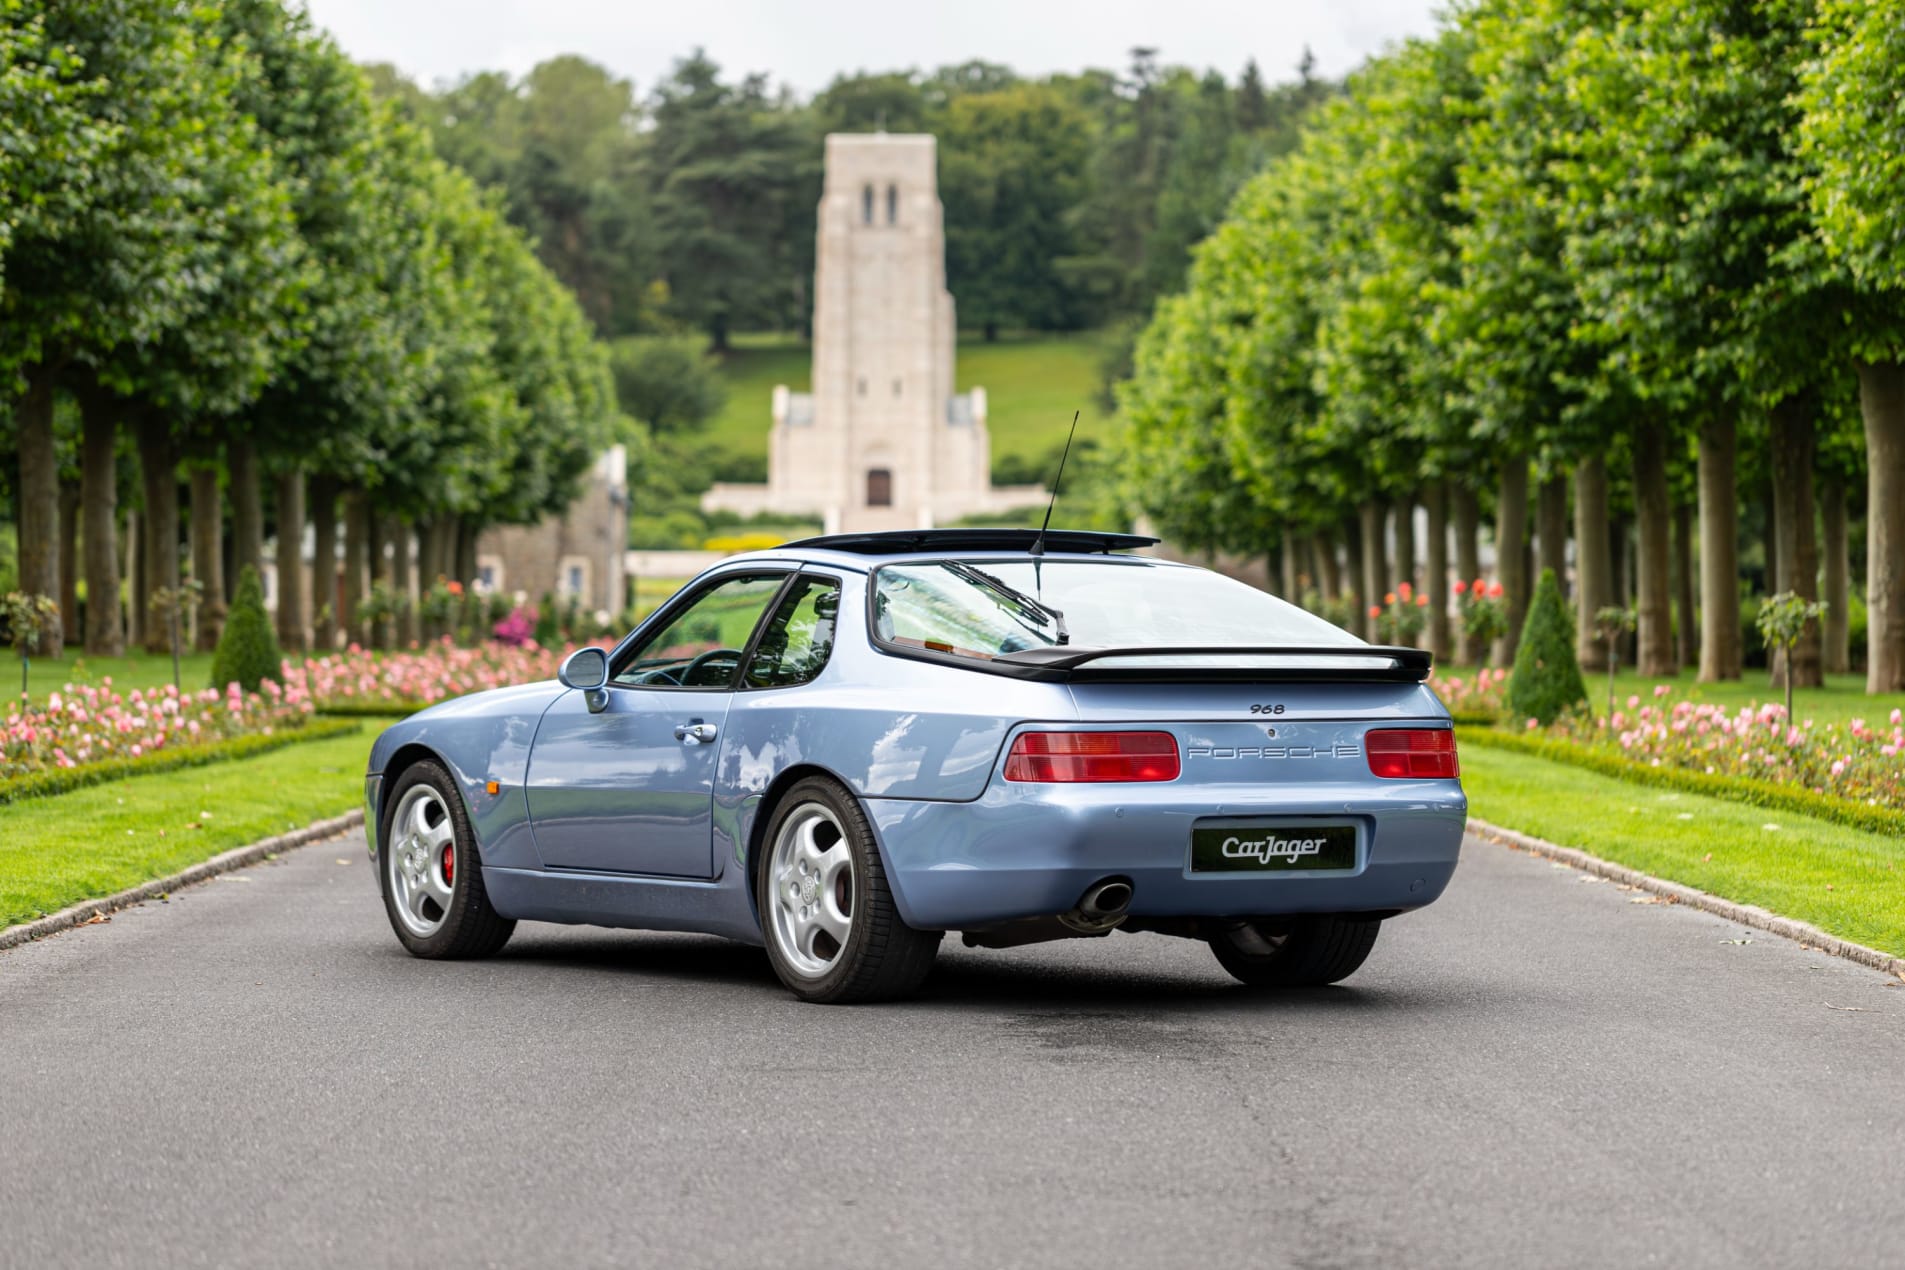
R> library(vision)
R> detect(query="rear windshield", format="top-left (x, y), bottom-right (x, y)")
top-left (870, 559), bottom-right (1358, 661)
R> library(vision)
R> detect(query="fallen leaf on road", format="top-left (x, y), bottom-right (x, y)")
top-left (218, 876), bottom-right (252, 884)
top-left (1823, 1003), bottom-right (1869, 1013)
top-left (334, 858), bottom-right (351, 866)
top-left (1629, 896), bottom-right (1661, 905)
top-left (78, 911), bottom-right (109, 926)
top-left (1720, 938), bottom-right (1752, 945)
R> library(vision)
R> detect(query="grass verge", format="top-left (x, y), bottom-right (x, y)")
top-left (0, 717), bottom-right (360, 806)
top-left (1458, 725), bottom-right (1905, 839)
top-left (0, 720), bottom-right (393, 929)
top-left (1462, 745), bottom-right (1905, 958)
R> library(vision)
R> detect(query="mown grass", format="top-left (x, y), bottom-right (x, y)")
top-left (701, 330), bottom-right (1111, 481)
top-left (11, 648), bottom-right (218, 702)
top-left (1461, 744), bottom-right (1905, 957)
top-left (0, 720), bottom-right (393, 928)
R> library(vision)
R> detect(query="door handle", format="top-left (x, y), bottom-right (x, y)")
top-left (674, 721), bottom-right (718, 744)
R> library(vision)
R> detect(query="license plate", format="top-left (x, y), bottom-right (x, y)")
top-left (1190, 822), bottom-right (1358, 873)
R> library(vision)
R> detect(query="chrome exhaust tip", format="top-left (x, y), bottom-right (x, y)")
top-left (1061, 877), bottom-right (1133, 934)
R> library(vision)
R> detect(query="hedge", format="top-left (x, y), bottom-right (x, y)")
top-left (316, 700), bottom-right (427, 718)
top-left (1457, 725), bottom-right (1905, 840)
top-left (0, 718), bottom-right (362, 806)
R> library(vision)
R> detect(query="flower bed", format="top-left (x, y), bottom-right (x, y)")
top-left (1430, 666), bottom-right (1511, 724)
top-left (2, 678), bottom-right (317, 784)
top-left (292, 640), bottom-right (567, 712)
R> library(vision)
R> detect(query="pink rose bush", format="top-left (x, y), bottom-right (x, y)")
top-left (289, 640), bottom-right (566, 708)
top-left (1431, 667), bottom-right (1511, 718)
top-left (1547, 690), bottom-right (1905, 811)
top-left (2, 678), bottom-right (314, 780)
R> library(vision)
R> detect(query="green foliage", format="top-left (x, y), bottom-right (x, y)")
top-left (1758, 591), bottom-right (1830, 719)
top-left (1508, 569), bottom-right (1587, 725)
top-left (210, 568), bottom-right (283, 693)
top-left (610, 337), bottom-right (726, 433)
top-left (533, 593), bottom-right (560, 647)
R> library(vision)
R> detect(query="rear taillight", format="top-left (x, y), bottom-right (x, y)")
top-left (1004, 731), bottom-right (1181, 782)
top-left (1365, 728), bottom-right (1459, 779)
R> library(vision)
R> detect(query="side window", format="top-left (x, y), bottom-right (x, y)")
top-left (745, 577), bottom-right (842, 689)
top-left (612, 574), bottom-right (787, 690)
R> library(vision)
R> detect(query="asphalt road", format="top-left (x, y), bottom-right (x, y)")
top-left (2, 830), bottom-right (1900, 1270)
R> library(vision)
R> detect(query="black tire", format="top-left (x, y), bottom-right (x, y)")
top-left (1207, 915), bottom-right (1381, 987)
top-left (379, 759), bottom-right (515, 959)
top-left (756, 776), bottom-right (940, 1003)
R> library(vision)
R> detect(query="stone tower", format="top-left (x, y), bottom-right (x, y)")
top-left (701, 133), bottom-right (1044, 533)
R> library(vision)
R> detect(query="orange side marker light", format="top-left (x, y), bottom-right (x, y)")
top-left (485, 780), bottom-right (500, 795)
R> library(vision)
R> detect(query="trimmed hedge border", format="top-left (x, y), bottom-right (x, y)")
top-left (0, 717), bottom-right (362, 806)
top-left (317, 700), bottom-right (425, 718)
top-left (1457, 724), bottom-right (1905, 840)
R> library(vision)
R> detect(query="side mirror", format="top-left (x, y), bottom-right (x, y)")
top-left (558, 647), bottom-right (611, 713)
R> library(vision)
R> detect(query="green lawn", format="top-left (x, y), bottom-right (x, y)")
top-left (700, 329), bottom-right (1112, 482)
top-left (1462, 744), bottom-right (1905, 957)
top-left (0, 720), bottom-right (390, 928)
top-left (11, 648), bottom-right (218, 702)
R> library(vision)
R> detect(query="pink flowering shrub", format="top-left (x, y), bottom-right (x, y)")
top-left (1548, 692), bottom-right (1905, 811)
top-left (1432, 667), bottom-right (1511, 718)
top-left (289, 640), bottom-right (564, 708)
top-left (1, 678), bottom-right (314, 780)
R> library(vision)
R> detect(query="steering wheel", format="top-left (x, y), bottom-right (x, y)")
top-left (682, 647), bottom-right (744, 685)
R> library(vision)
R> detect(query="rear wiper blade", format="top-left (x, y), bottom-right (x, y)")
top-left (945, 562), bottom-right (1070, 646)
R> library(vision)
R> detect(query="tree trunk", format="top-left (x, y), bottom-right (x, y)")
top-left (343, 491), bottom-right (370, 648)
top-left (1495, 457), bottom-right (1530, 665)
top-left (1856, 359), bottom-right (1905, 692)
top-left (274, 468), bottom-right (307, 652)
top-left (1359, 501), bottom-right (1387, 643)
top-left (397, 520), bottom-right (419, 646)
top-left (228, 439), bottom-right (264, 591)
top-left (454, 517), bottom-right (479, 590)
top-left (190, 466), bottom-right (226, 652)
top-left (1573, 456), bottom-right (1612, 671)
top-left (1819, 468), bottom-right (1849, 676)
top-left (1536, 470), bottom-right (1569, 598)
top-left (125, 512), bottom-right (144, 650)
top-left (1423, 481), bottom-right (1451, 662)
top-left (1277, 540), bottom-right (1298, 600)
top-left (13, 368), bottom-right (64, 655)
top-left (1768, 391), bottom-right (1823, 689)
top-left (80, 394), bottom-right (124, 655)
top-left (136, 414), bottom-right (180, 656)
top-left (57, 484), bottom-right (79, 644)
top-left (369, 510), bottom-right (389, 648)
top-left (1392, 493), bottom-right (1416, 597)
top-left (1697, 416), bottom-right (1743, 681)
top-left (1632, 421), bottom-right (1676, 677)
top-left (310, 477), bottom-right (339, 652)
top-left (1312, 535), bottom-right (1340, 602)
top-left (1453, 483), bottom-right (1481, 665)
top-left (1673, 498), bottom-right (1698, 671)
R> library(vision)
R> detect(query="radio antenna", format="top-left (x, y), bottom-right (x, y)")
top-left (1028, 410), bottom-right (1080, 561)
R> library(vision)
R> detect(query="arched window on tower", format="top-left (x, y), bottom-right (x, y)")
top-left (886, 183), bottom-right (898, 225)
top-left (866, 468), bottom-right (893, 507)
top-left (862, 184), bottom-right (874, 225)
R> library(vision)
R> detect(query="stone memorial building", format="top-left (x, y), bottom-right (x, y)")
top-left (701, 133), bottom-right (1044, 533)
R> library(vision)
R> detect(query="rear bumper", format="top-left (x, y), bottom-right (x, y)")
top-left (865, 780), bottom-right (1466, 929)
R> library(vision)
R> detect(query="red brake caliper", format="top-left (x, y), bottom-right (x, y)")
top-left (441, 843), bottom-right (455, 885)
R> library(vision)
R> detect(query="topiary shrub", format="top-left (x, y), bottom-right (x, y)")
top-left (211, 566), bottom-right (284, 693)
top-left (533, 592), bottom-right (560, 647)
top-left (1508, 568), bottom-right (1587, 726)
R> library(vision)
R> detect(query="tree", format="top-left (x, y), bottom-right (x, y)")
top-left (1509, 568), bottom-right (1588, 725)
top-left (210, 565), bottom-right (282, 693)
top-left (1797, 0), bottom-right (1905, 692)
top-left (610, 339), bottom-right (725, 434)
top-left (939, 83), bottom-right (1094, 339)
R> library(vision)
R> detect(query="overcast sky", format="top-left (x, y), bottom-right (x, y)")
top-left (301, 0), bottom-right (1445, 96)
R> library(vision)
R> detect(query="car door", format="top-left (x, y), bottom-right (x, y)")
top-left (525, 571), bottom-right (793, 878)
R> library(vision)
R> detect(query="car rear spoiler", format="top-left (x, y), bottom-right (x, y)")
top-left (991, 645), bottom-right (1435, 684)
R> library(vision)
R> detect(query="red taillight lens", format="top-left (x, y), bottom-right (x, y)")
top-left (1365, 728), bottom-right (1459, 779)
top-left (1004, 731), bottom-right (1181, 782)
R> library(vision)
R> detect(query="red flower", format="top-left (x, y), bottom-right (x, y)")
top-left (1415, 594), bottom-right (1429, 607)
top-left (1384, 592), bottom-right (1397, 606)
top-left (1453, 579), bottom-right (1469, 595)
top-left (1398, 582), bottom-right (1413, 600)
top-left (1487, 581), bottom-right (1504, 599)
top-left (1367, 605), bottom-right (1382, 619)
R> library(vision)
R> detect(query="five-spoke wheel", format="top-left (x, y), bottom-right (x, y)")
top-left (756, 776), bottom-right (940, 1003)
top-left (379, 759), bottom-right (515, 959)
